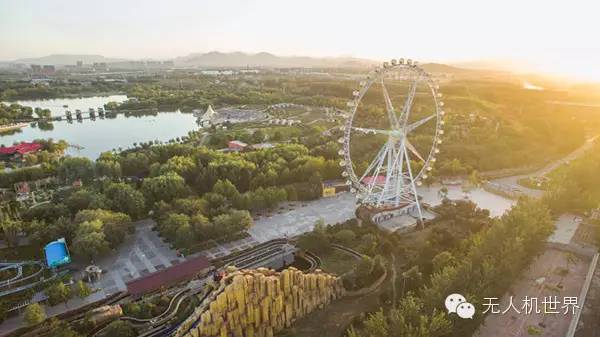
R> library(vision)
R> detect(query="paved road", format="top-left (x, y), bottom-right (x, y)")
top-left (491, 135), bottom-right (599, 198)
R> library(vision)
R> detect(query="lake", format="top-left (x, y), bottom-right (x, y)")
top-left (2, 95), bottom-right (200, 159)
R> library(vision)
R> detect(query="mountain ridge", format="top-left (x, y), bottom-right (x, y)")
top-left (13, 54), bottom-right (127, 65)
top-left (8, 51), bottom-right (472, 73)
top-left (173, 51), bottom-right (376, 68)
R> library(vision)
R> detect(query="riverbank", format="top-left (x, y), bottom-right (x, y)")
top-left (2, 91), bottom-right (127, 102)
top-left (0, 96), bottom-right (199, 159)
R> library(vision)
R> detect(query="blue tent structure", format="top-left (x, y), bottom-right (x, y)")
top-left (44, 238), bottom-right (71, 268)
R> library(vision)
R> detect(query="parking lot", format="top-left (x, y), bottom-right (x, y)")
top-left (93, 220), bottom-right (185, 295)
top-left (248, 193), bottom-right (357, 242)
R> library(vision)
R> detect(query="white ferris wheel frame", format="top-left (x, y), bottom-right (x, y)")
top-left (339, 59), bottom-right (445, 219)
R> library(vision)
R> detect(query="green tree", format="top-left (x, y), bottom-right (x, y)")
top-left (175, 223), bottom-right (195, 248)
top-left (212, 179), bottom-right (241, 205)
top-left (401, 265), bottom-right (423, 295)
top-left (120, 152), bottom-right (149, 177)
top-left (45, 282), bottom-right (72, 305)
top-left (160, 213), bottom-right (190, 241)
top-left (24, 303), bottom-right (46, 326)
top-left (105, 183), bottom-right (146, 219)
top-left (56, 157), bottom-right (95, 183)
top-left (96, 159), bottom-right (122, 179)
top-left (190, 213), bottom-right (211, 239)
top-left (75, 280), bottom-right (91, 298)
top-left (22, 203), bottom-right (70, 224)
top-left (101, 320), bottom-right (136, 337)
top-left (0, 218), bottom-right (22, 248)
top-left (141, 172), bottom-right (188, 205)
top-left (201, 192), bottom-right (230, 217)
top-left (74, 209), bottom-right (130, 225)
top-left (157, 155), bottom-right (197, 181)
top-left (172, 197), bottom-right (207, 216)
top-left (297, 219), bottom-right (330, 253)
top-left (432, 251), bottom-right (455, 274)
top-left (74, 209), bottom-right (132, 248)
top-left (333, 229), bottom-right (356, 245)
top-left (210, 210), bottom-right (253, 238)
top-left (72, 220), bottom-right (109, 260)
top-left (66, 189), bottom-right (109, 214)
top-left (354, 256), bottom-right (375, 283)
top-left (252, 130), bottom-right (265, 143)
top-left (46, 317), bottom-right (81, 337)
top-left (468, 170), bottom-right (481, 187)
top-left (438, 186), bottom-right (449, 200)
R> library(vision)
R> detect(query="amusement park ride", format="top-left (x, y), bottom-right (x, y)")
top-left (340, 58), bottom-right (444, 225)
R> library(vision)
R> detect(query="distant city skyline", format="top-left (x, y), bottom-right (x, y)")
top-left (1, 0), bottom-right (600, 80)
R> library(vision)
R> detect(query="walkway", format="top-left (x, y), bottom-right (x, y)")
top-left (93, 220), bottom-right (185, 296)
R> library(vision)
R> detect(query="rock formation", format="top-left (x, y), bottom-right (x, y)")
top-left (176, 267), bottom-right (344, 337)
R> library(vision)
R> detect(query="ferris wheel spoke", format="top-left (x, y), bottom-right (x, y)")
top-left (365, 142), bottom-right (389, 195)
top-left (406, 114), bottom-right (436, 133)
top-left (351, 126), bottom-right (394, 136)
top-left (378, 142), bottom-right (402, 204)
top-left (381, 79), bottom-right (400, 129)
top-left (399, 77), bottom-right (419, 125)
top-left (359, 141), bottom-right (388, 182)
top-left (405, 139), bottom-right (425, 162)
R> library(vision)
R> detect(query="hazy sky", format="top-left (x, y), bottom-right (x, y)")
top-left (2, 0), bottom-right (600, 79)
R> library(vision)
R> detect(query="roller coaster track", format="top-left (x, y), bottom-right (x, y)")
top-left (104, 239), bottom-right (300, 337)
top-left (160, 241), bottom-right (322, 337)
top-left (0, 261), bottom-right (53, 298)
top-left (303, 250), bottom-right (322, 272)
top-left (216, 238), bottom-right (289, 267)
top-left (330, 244), bottom-right (364, 259)
top-left (138, 288), bottom-right (213, 337)
top-left (5, 239), bottom-right (296, 337)
top-left (11, 292), bottom-right (131, 337)
top-left (121, 288), bottom-right (190, 326)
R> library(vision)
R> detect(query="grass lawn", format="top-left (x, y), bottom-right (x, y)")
top-left (0, 244), bottom-right (43, 261)
top-left (319, 249), bottom-right (359, 276)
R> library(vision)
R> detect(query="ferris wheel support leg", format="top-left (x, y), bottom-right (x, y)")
top-left (403, 142), bottom-right (425, 228)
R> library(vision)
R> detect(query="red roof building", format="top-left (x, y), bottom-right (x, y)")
top-left (228, 140), bottom-right (248, 151)
top-left (126, 255), bottom-right (212, 298)
top-left (362, 175), bottom-right (387, 185)
top-left (0, 142), bottom-right (42, 157)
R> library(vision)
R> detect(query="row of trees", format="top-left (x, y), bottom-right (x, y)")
top-left (4, 142), bottom-right (332, 259)
top-left (24, 208), bottom-right (132, 260)
top-left (22, 303), bottom-right (135, 336)
top-left (0, 103), bottom-right (35, 124)
top-left (44, 279), bottom-right (91, 306)
top-left (0, 80), bottom-right (125, 101)
top-left (349, 198), bottom-right (554, 337)
top-left (543, 141), bottom-right (600, 214)
top-left (153, 179), bottom-right (281, 249)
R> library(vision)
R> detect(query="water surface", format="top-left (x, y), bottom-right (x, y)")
top-left (2, 96), bottom-right (199, 159)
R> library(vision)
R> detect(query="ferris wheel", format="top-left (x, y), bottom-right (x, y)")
top-left (339, 58), bottom-right (445, 222)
